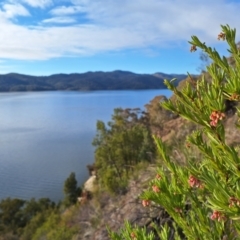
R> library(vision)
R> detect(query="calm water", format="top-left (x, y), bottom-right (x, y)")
top-left (0, 90), bottom-right (171, 201)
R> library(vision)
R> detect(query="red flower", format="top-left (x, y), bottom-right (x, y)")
top-left (210, 111), bottom-right (225, 127)
top-left (210, 119), bottom-right (218, 127)
top-left (218, 32), bottom-right (226, 40)
top-left (130, 232), bottom-right (137, 239)
top-left (175, 208), bottom-right (183, 214)
top-left (229, 197), bottom-right (240, 207)
top-left (142, 199), bottom-right (151, 207)
top-left (188, 175), bottom-right (202, 188)
top-left (210, 210), bottom-right (226, 221)
top-left (190, 45), bottom-right (197, 52)
top-left (152, 185), bottom-right (160, 193)
top-left (156, 174), bottom-right (161, 180)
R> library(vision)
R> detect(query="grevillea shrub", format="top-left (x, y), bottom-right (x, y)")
top-left (109, 25), bottom-right (240, 239)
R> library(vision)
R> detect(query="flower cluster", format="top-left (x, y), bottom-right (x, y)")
top-left (152, 185), bottom-right (160, 193)
top-left (155, 173), bottom-right (161, 180)
top-left (218, 32), bottom-right (226, 40)
top-left (186, 142), bottom-right (191, 148)
top-left (229, 197), bottom-right (240, 207)
top-left (210, 111), bottom-right (225, 127)
top-left (175, 208), bottom-right (183, 214)
top-left (142, 199), bottom-right (151, 207)
top-left (210, 210), bottom-right (226, 221)
top-left (229, 93), bottom-right (240, 101)
top-left (188, 175), bottom-right (202, 188)
top-left (130, 232), bottom-right (137, 239)
top-left (190, 45), bottom-right (197, 52)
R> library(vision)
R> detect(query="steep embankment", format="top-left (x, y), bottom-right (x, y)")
top-left (69, 75), bottom-right (240, 240)
top-left (73, 118), bottom-right (239, 240)
top-left (71, 164), bottom-right (162, 239)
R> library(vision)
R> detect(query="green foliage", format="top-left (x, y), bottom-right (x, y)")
top-left (0, 198), bottom-right (26, 235)
top-left (108, 221), bottom-right (155, 240)
top-left (20, 211), bottom-right (51, 240)
top-left (0, 197), bottom-right (56, 239)
top-left (0, 174), bottom-right (79, 239)
top-left (110, 25), bottom-right (240, 239)
top-left (31, 212), bottom-right (77, 240)
top-left (19, 199), bottom-right (78, 240)
top-left (63, 172), bottom-right (81, 207)
top-left (22, 198), bottom-right (55, 222)
top-left (93, 108), bottom-right (155, 193)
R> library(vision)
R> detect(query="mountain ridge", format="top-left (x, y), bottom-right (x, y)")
top-left (0, 70), bottom-right (189, 92)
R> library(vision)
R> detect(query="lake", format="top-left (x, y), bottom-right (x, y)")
top-left (0, 90), bottom-right (171, 202)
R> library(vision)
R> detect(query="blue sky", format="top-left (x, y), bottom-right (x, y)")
top-left (0, 0), bottom-right (239, 76)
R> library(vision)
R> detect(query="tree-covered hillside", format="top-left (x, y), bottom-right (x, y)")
top-left (0, 71), bottom-right (187, 92)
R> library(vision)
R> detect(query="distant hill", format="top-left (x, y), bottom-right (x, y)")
top-left (0, 70), bottom-right (188, 92)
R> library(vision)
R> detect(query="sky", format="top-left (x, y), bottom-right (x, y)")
top-left (0, 0), bottom-right (240, 76)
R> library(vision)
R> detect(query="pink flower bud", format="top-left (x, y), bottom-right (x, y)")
top-left (152, 185), bottom-right (160, 193)
top-left (156, 174), bottom-right (161, 180)
top-left (130, 232), bottom-right (137, 239)
top-left (188, 175), bottom-right (201, 188)
top-left (142, 199), bottom-right (150, 207)
top-left (210, 210), bottom-right (225, 221)
top-left (190, 45), bottom-right (197, 52)
top-left (209, 111), bottom-right (225, 127)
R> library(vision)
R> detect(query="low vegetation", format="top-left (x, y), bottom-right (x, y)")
top-left (109, 24), bottom-right (240, 239)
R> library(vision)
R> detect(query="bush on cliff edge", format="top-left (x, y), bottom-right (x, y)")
top-left (109, 24), bottom-right (240, 239)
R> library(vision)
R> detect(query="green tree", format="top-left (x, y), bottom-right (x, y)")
top-left (0, 197), bottom-right (56, 239)
top-left (93, 108), bottom-right (155, 193)
top-left (63, 172), bottom-right (81, 206)
top-left (20, 211), bottom-right (49, 240)
top-left (31, 212), bottom-right (76, 240)
top-left (22, 198), bottom-right (55, 223)
top-left (0, 198), bottom-right (26, 235)
top-left (109, 25), bottom-right (240, 239)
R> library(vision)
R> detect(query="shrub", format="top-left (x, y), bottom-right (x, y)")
top-left (109, 24), bottom-right (240, 239)
top-left (93, 108), bottom-right (155, 194)
top-left (31, 212), bottom-right (77, 240)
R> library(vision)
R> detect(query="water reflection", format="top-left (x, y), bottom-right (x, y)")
top-left (0, 90), bottom-right (171, 201)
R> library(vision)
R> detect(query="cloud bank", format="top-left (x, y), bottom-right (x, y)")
top-left (0, 0), bottom-right (239, 60)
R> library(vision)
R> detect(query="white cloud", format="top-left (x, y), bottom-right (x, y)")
top-left (2, 3), bottom-right (30, 18)
top-left (42, 16), bottom-right (76, 23)
top-left (0, 21), bottom-right (153, 60)
top-left (50, 5), bottom-right (86, 15)
top-left (21, 0), bottom-right (52, 8)
top-left (0, 0), bottom-right (240, 61)
top-left (76, 0), bottom-right (240, 42)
